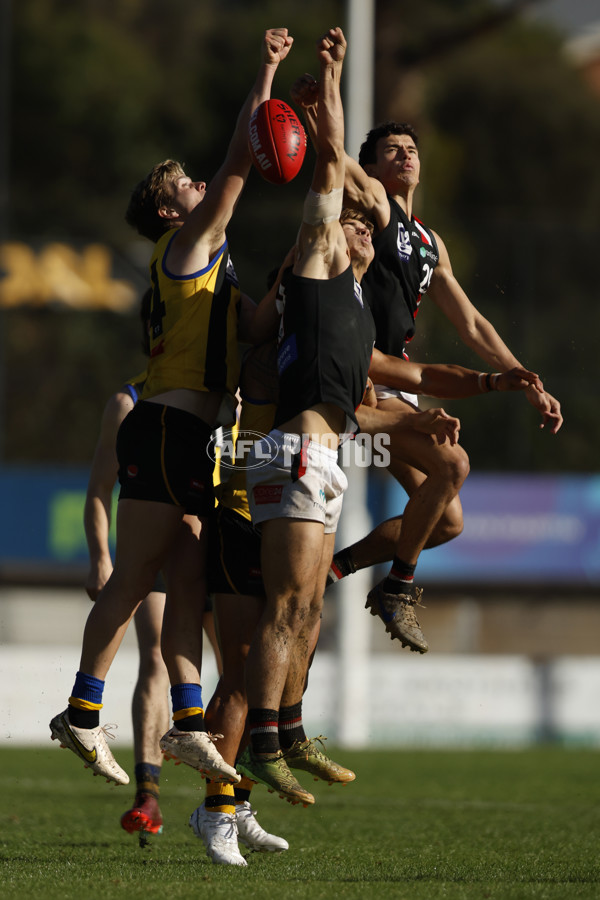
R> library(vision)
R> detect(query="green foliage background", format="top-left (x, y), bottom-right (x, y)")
top-left (3, 0), bottom-right (598, 470)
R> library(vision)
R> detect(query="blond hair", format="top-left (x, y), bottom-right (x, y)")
top-left (125, 159), bottom-right (187, 242)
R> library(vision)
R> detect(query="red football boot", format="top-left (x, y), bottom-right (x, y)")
top-left (121, 792), bottom-right (163, 836)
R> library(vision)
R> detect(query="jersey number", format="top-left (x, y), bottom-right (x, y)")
top-left (419, 263), bottom-right (434, 293)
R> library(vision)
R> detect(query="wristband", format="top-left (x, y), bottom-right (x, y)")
top-left (477, 372), bottom-right (490, 393)
top-left (490, 373), bottom-right (501, 390)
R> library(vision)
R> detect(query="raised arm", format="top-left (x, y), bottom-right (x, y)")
top-left (290, 71), bottom-right (390, 232)
top-left (175, 28), bottom-right (294, 261)
top-left (293, 27), bottom-right (350, 281)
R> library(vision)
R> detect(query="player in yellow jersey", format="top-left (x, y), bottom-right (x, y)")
top-left (50, 28), bottom-right (294, 790)
top-left (85, 363), bottom-right (169, 842)
top-left (83, 290), bottom-right (222, 842)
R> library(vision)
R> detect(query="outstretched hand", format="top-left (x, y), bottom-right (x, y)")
top-left (524, 385), bottom-right (563, 433)
top-left (496, 367), bottom-right (543, 393)
top-left (263, 27), bottom-right (294, 66)
top-left (413, 408), bottom-right (461, 446)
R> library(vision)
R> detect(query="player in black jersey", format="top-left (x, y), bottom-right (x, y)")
top-left (235, 27), bottom-right (375, 805)
top-left (290, 90), bottom-right (563, 650)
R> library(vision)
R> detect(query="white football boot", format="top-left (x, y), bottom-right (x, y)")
top-left (235, 801), bottom-right (289, 852)
top-left (160, 726), bottom-right (241, 782)
top-left (189, 802), bottom-right (247, 866)
top-left (50, 709), bottom-right (129, 785)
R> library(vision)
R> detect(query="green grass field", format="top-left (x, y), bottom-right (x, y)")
top-left (1, 746), bottom-right (598, 899)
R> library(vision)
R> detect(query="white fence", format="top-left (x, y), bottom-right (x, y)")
top-left (2, 643), bottom-right (600, 749)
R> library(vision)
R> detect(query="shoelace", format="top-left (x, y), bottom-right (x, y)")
top-left (99, 723), bottom-right (118, 741)
top-left (97, 724), bottom-right (127, 775)
top-left (286, 734), bottom-right (329, 755)
top-left (236, 805), bottom-right (258, 826)
top-left (172, 729), bottom-right (224, 742)
top-left (411, 586), bottom-right (426, 608)
top-left (209, 814), bottom-right (237, 840)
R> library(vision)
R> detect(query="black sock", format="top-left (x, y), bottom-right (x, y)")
top-left (382, 557), bottom-right (416, 593)
top-left (234, 782), bottom-right (252, 804)
top-left (328, 548), bottom-right (356, 583)
top-left (248, 708), bottom-right (280, 754)
top-left (68, 705), bottom-right (100, 729)
top-left (278, 701), bottom-right (306, 749)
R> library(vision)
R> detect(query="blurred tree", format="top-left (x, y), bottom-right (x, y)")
top-left (2, 0), bottom-right (597, 470)
top-left (5, 0), bottom-right (341, 463)
top-left (370, 0), bottom-right (600, 471)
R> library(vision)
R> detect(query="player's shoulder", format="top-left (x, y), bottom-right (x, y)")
top-left (103, 387), bottom-right (136, 424)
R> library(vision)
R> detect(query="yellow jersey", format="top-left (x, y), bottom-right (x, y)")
top-left (142, 231), bottom-right (241, 401)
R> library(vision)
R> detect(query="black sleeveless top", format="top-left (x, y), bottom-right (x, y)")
top-left (363, 195), bottom-right (439, 360)
top-left (275, 266), bottom-right (376, 433)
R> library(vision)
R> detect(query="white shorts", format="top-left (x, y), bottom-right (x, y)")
top-left (373, 384), bottom-right (419, 408)
top-left (246, 430), bottom-right (348, 532)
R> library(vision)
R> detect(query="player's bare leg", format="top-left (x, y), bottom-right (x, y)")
top-left (121, 590), bottom-right (170, 841)
top-left (281, 533), bottom-right (355, 785)
top-left (80, 499), bottom-right (183, 678)
top-left (50, 499), bottom-right (184, 785)
top-left (238, 518), bottom-right (325, 805)
top-left (330, 398), bottom-right (469, 652)
top-left (159, 515), bottom-right (239, 783)
top-left (190, 592), bottom-right (288, 860)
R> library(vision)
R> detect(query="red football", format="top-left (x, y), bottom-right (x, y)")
top-left (248, 99), bottom-right (307, 185)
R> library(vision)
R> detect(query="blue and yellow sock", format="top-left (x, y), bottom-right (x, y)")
top-left (135, 762), bottom-right (161, 800)
top-left (68, 671), bottom-right (104, 728)
top-left (171, 683), bottom-right (205, 731)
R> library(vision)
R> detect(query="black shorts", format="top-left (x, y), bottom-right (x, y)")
top-left (117, 401), bottom-right (215, 517)
top-left (153, 571), bottom-right (167, 594)
top-left (208, 505), bottom-right (264, 596)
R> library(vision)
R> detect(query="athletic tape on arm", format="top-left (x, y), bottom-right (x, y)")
top-left (303, 187), bottom-right (344, 226)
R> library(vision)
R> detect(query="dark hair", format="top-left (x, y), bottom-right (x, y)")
top-left (358, 122), bottom-right (419, 169)
top-left (139, 288), bottom-right (152, 357)
top-left (340, 207), bottom-right (374, 234)
top-left (125, 159), bottom-right (186, 243)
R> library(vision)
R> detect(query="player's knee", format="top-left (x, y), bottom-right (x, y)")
top-left (273, 595), bottom-right (311, 638)
top-left (438, 511), bottom-right (464, 543)
top-left (441, 445), bottom-right (470, 490)
top-left (428, 504), bottom-right (464, 548)
top-left (138, 642), bottom-right (168, 681)
top-left (454, 447), bottom-right (470, 487)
